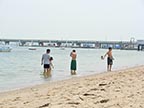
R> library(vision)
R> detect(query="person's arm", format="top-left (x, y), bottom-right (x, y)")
top-left (70, 52), bottom-right (72, 57)
top-left (41, 55), bottom-right (44, 65)
top-left (103, 52), bottom-right (108, 59)
top-left (111, 54), bottom-right (114, 60)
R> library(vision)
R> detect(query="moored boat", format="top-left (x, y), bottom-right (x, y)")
top-left (28, 47), bottom-right (37, 50)
top-left (0, 45), bottom-right (12, 52)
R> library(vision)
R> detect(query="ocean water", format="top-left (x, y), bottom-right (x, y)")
top-left (0, 47), bottom-right (144, 92)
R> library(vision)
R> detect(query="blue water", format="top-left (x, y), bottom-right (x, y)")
top-left (0, 47), bottom-right (144, 92)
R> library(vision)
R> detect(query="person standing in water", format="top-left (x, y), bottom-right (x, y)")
top-left (48, 57), bottom-right (54, 76)
top-left (41, 49), bottom-right (51, 75)
top-left (102, 47), bottom-right (114, 71)
top-left (70, 50), bottom-right (77, 75)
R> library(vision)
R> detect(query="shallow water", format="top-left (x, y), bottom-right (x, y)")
top-left (0, 47), bottom-right (144, 92)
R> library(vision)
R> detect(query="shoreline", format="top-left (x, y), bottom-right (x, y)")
top-left (0, 65), bottom-right (139, 93)
top-left (0, 65), bottom-right (143, 93)
top-left (0, 65), bottom-right (144, 108)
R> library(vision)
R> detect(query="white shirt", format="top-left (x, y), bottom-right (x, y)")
top-left (41, 53), bottom-right (50, 64)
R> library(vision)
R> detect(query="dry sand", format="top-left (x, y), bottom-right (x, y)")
top-left (0, 66), bottom-right (144, 108)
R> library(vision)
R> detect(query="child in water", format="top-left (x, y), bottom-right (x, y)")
top-left (50, 57), bottom-right (54, 68)
top-left (49, 57), bottom-right (54, 76)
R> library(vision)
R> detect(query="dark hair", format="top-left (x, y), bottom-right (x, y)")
top-left (73, 50), bottom-right (76, 52)
top-left (50, 57), bottom-right (53, 61)
top-left (47, 49), bottom-right (50, 53)
top-left (108, 47), bottom-right (112, 50)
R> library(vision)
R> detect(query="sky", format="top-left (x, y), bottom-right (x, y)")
top-left (0, 0), bottom-right (144, 41)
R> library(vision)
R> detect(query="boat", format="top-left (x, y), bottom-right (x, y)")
top-left (0, 45), bottom-right (12, 52)
top-left (28, 47), bottom-right (37, 50)
top-left (28, 40), bottom-right (37, 50)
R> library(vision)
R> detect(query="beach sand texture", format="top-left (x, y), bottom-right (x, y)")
top-left (0, 66), bottom-right (144, 108)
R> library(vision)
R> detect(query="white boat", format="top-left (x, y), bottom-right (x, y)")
top-left (0, 45), bottom-right (12, 52)
top-left (28, 40), bottom-right (37, 50)
top-left (28, 47), bottom-right (37, 50)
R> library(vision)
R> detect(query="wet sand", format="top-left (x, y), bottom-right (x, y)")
top-left (0, 65), bottom-right (144, 108)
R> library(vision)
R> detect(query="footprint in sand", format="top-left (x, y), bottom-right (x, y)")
top-left (13, 97), bottom-right (21, 101)
top-left (99, 83), bottom-right (107, 86)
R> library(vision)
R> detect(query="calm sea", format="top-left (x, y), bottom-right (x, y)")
top-left (0, 47), bottom-right (144, 92)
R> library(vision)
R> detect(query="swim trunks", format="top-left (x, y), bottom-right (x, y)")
top-left (107, 57), bottom-right (113, 65)
top-left (44, 64), bottom-right (50, 69)
top-left (71, 60), bottom-right (77, 70)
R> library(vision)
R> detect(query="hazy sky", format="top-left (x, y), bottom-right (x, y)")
top-left (0, 0), bottom-right (144, 41)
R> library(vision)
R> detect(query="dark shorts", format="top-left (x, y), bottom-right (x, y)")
top-left (107, 57), bottom-right (113, 65)
top-left (44, 64), bottom-right (50, 69)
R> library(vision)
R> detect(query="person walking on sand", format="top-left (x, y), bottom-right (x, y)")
top-left (41, 49), bottom-right (51, 75)
top-left (70, 50), bottom-right (77, 75)
top-left (102, 47), bottom-right (114, 71)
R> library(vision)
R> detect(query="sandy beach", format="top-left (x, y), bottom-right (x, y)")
top-left (0, 66), bottom-right (144, 108)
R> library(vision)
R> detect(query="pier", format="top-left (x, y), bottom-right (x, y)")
top-left (0, 38), bottom-right (141, 50)
top-left (137, 40), bottom-right (144, 51)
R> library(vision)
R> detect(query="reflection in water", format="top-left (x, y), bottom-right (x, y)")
top-left (43, 70), bottom-right (52, 78)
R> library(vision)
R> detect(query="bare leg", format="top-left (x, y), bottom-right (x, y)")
top-left (43, 68), bottom-right (48, 77)
top-left (46, 68), bottom-right (49, 73)
top-left (107, 65), bottom-right (109, 71)
top-left (47, 68), bottom-right (52, 76)
top-left (109, 65), bottom-right (112, 71)
top-left (43, 69), bottom-right (47, 74)
top-left (71, 70), bottom-right (74, 75)
top-left (108, 65), bottom-right (112, 71)
top-left (73, 70), bottom-right (76, 75)
top-left (71, 70), bottom-right (76, 75)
